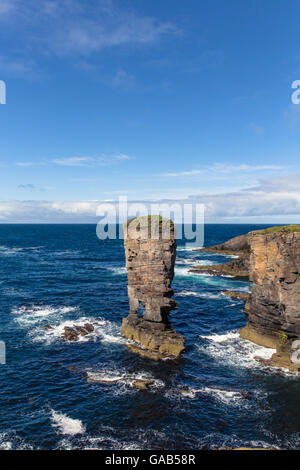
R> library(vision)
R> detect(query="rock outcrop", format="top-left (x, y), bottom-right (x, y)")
top-left (239, 226), bottom-right (300, 372)
top-left (121, 216), bottom-right (184, 358)
top-left (190, 233), bottom-right (252, 279)
top-left (62, 323), bottom-right (94, 341)
top-left (189, 256), bottom-right (249, 279)
top-left (194, 232), bottom-right (252, 255)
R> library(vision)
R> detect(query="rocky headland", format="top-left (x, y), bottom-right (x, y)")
top-left (239, 226), bottom-right (300, 372)
top-left (197, 225), bottom-right (300, 372)
top-left (121, 215), bottom-right (184, 359)
top-left (189, 232), bottom-right (252, 279)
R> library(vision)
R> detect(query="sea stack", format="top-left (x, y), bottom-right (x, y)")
top-left (240, 226), bottom-right (300, 371)
top-left (121, 215), bottom-right (184, 358)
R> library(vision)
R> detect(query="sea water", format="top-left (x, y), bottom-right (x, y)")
top-left (0, 224), bottom-right (299, 450)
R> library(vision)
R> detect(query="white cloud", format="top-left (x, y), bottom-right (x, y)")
top-left (161, 163), bottom-right (286, 177)
top-left (52, 157), bottom-right (95, 167)
top-left (162, 170), bottom-right (204, 177)
top-left (1, 172), bottom-right (300, 223)
top-left (15, 154), bottom-right (131, 168)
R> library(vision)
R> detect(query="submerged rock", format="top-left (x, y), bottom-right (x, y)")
top-left (121, 215), bottom-right (184, 358)
top-left (132, 380), bottom-right (154, 390)
top-left (222, 291), bottom-right (250, 301)
top-left (62, 323), bottom-right (94, 341)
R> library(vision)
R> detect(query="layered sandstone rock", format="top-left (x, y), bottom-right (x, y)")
top-left (245, 229), bottom-right (300, 336)
top-left (195, 232), bottom-right (252, 255)
top-left (121, 216), bottom-right (184, 358)
top-left (239, 226), bottom-right (300, 372)
top-left (190, 233), bottom-right (251, 279)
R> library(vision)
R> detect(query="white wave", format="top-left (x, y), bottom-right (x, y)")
top-left (178, 386), bottom-right (244, 405)
top-left (53, 250), bottom-right (80, 256)
top-left (0, 438), bottom-right (12, 450)
top-left (51, 410), bottom-right (86, 436)
top-left (200, 387), bottom-right (244, 405)
top-left (0, 245), bottom-right (23, 255)
top-left (86, 367), bottom-right (164, 392)
top-left (175, 266), bottom-right (215, 278)
top-left (177, 290), bottom-right (224, 300)
top-left (0, 245), bottom-right (42, 255)
top-left (57, 435), bottom-right (133, 450)
top-left (201, 331), bottom-right (240, 343)
top-left (198, 330), bottom-right (276, 371)
top-left (176, 258), bottom-right (211, 266)
top-left (30, 316), bottom-right (124, 346)
top-left (107, 267), bottom-right (127, 275)
top-left (57, 429), bottom-right (168, 450)
top-left (0, 433), bottom-right (33, 450)
top-left (12, 305), bottom-right (78, 328)
top-left (177, 246), bottom-right (204, 252)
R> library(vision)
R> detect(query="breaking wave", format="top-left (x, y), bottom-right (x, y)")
top-left (50, 410), bottom-right (86, 436)
top-left (198, 330), bottom-right (276, 370)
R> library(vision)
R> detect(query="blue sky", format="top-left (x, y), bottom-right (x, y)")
top-left (0, 0), bottom-right (300, 222)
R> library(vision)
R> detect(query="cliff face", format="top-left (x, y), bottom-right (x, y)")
top-left (195, 231), bottom-right (255, 255)
top-left (121, 216), bottom-right (184, 358)
top-left (247, 231), bottom-right (300, 337)
top-left (191, 232), bottom-right (252, 278)
top-left (239, 228), bottom-right (300, 372)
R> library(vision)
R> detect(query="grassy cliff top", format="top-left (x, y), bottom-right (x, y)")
top-left (259, 225), bottom-right (300, 235)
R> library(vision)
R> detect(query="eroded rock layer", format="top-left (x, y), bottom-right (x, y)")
top-left (247, 230), bottom-right (300, 337)
top-left (121, 216), bottom-right (184, 358)
top-left (240, 227), bottom-right (300, 372)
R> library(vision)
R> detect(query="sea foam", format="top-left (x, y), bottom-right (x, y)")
top-left (51, 410), bottom-right (86, 436)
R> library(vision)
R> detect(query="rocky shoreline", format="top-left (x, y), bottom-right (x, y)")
top-left (189, 232), bottom-right (252, 279)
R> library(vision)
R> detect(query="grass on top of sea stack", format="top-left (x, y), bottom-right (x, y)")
top-left (259, 225), bottom-right (300, 235)
top-left (126, 215), bottom-right (175, 239)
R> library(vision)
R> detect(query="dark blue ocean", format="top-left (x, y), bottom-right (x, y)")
top-left (0, 224), bottom-right (300, 450)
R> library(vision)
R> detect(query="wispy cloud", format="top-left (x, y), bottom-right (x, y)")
top-left (0, 0), bottom-right (178, 57)
top-left (52, 157), bottom-right (95, 167)
top-left (17, 183), bottom-right (54, 192)
top-left (162, 170), bottom-right (204, 177)
top-left (15, 161), bottom-right (47, 167)
top-left (0, 55), bottom-right (33, 76)
top-left (52, 154), bottom-right (131, 166)
top-left (15, 153), bottom-right (131, 168)
top-left (161, 163), bottom-right (286, 177)
top-left (18, 184), bottom-right (36, 190)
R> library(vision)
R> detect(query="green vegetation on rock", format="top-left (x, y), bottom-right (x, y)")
top-left (259, 225), bottom-right (300, 235)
